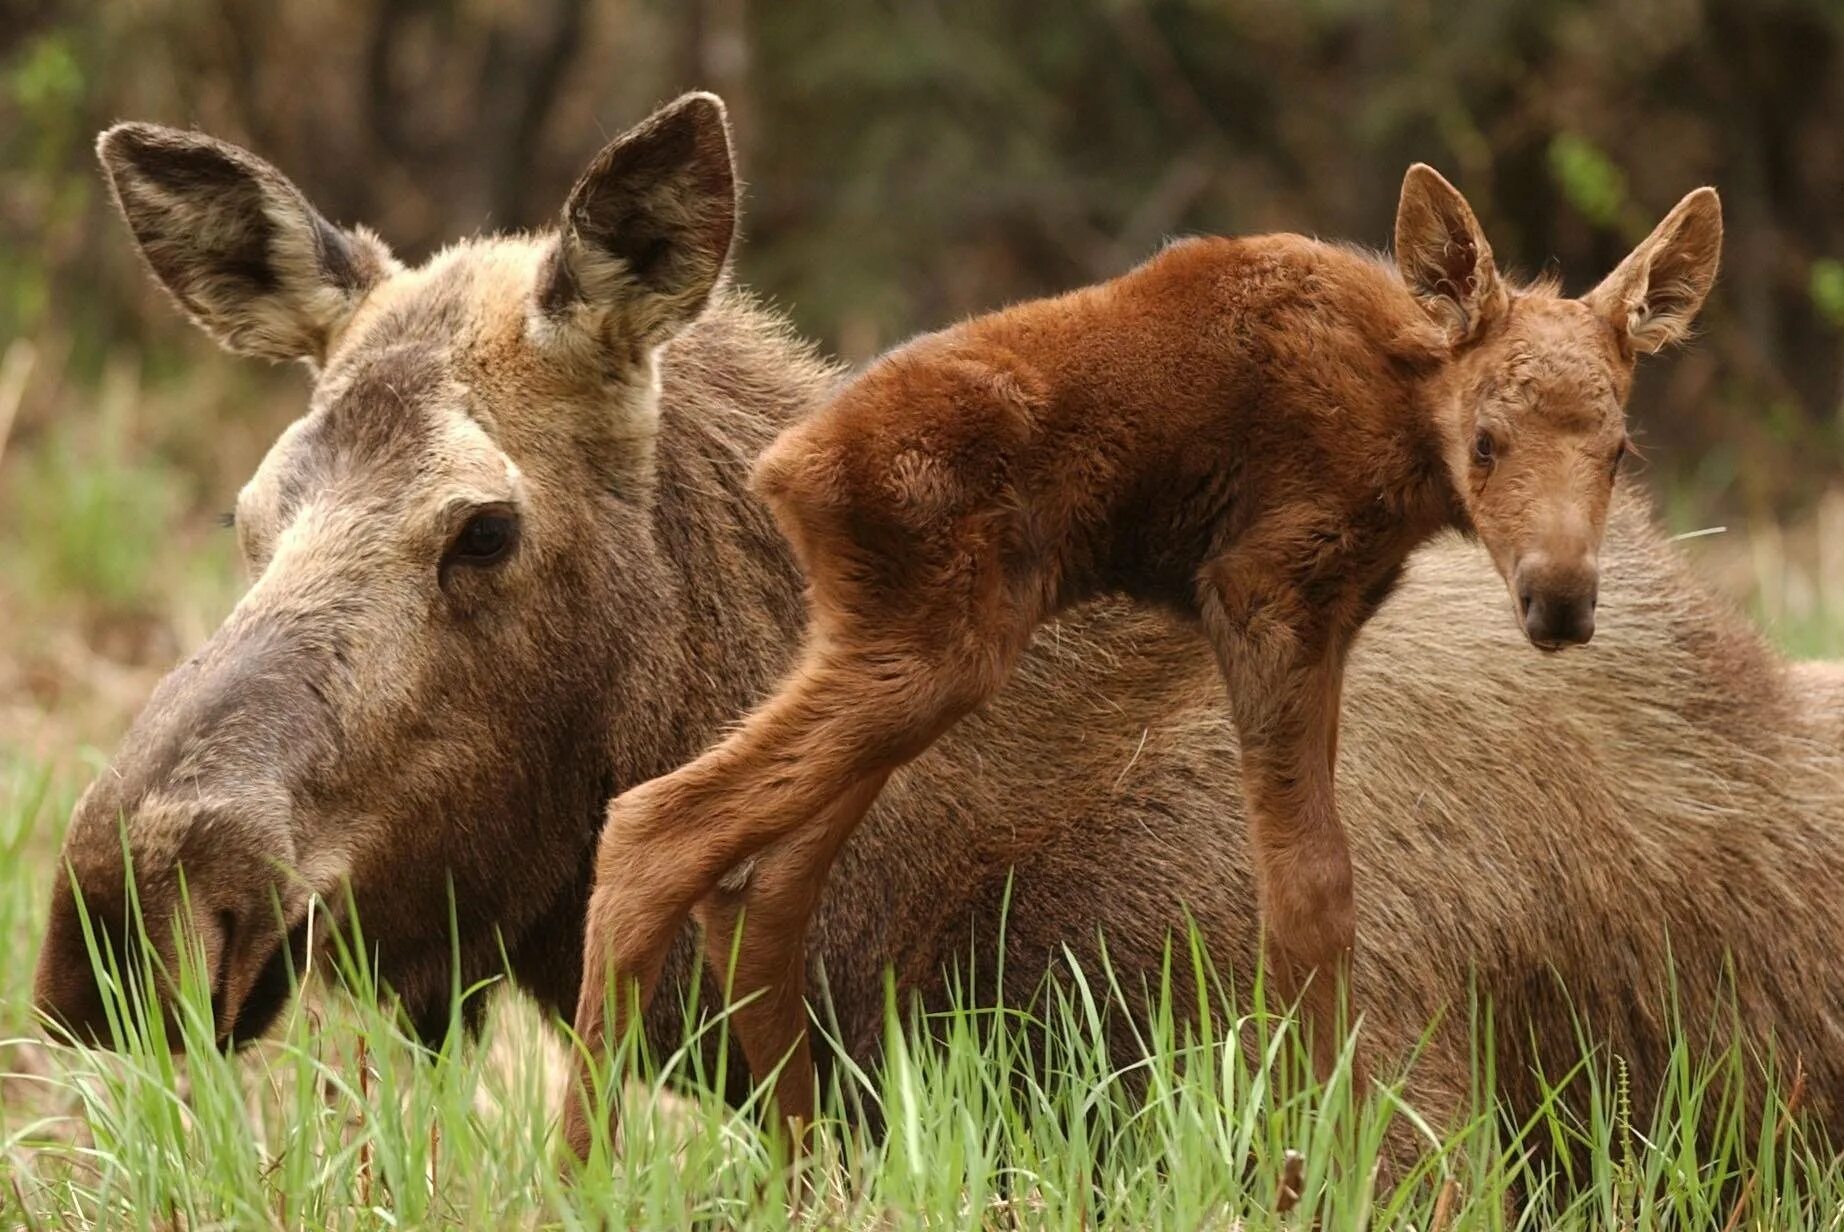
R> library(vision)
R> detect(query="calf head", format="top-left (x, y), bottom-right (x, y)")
top-left (1395, 165), bottom-right (1722, 649)
top-left (35, 95), bottom-right (739, 1047)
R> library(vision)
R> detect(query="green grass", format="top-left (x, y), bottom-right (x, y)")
top-left (0, 758), bottom-right (1837, 1229)
top-left (1, 417), bottom-right (241, 630)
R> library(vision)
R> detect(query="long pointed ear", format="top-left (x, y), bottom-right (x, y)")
top-left (1394, 163), bottom-right (1509, 343)
top-left (97, 124), bottom-right (397, 364)
top-left (535, 92), bottom-right (737, 354)
top-left (1584, 188), bottom-right (1723, 355)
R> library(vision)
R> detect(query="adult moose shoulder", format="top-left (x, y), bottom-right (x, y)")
top-left (35, 96), bottom-right (1844, 1166)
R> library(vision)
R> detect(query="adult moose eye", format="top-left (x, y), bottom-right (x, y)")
top-left (1472, 427), bottom-right (1496, 468)
top-left (447, 508), bottom-right (520, 568)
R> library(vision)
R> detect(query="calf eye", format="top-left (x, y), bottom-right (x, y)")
top-left (448, 508), bottom-right (519, 568)
top-left (1472, 427), bottom-right (1497, 468)
top-left (1611, 438), bottom-right (1630, 477)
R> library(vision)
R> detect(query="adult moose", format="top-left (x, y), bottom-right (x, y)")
top-left (568, 134), bottom-right (1723, 1145)
top-left (35, 96), bottom-right (1840, 1172)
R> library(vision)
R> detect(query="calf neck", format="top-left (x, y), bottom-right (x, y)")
top-left (569, 165), bottom-right (1723, 1152)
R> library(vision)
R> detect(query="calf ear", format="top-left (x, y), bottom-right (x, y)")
top-left (1584, 188), bottom-right (1722, 355)
top-left (97, 124), bottom-right (396, 364)
top-left (1394, 163), bottom-right (1509, 344)
top-left (536, 92), bottom-right (737, 354)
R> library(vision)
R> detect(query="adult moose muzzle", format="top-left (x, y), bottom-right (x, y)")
top-left (36, 611), bottom-right (339, 1046)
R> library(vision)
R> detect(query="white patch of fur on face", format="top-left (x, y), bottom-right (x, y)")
top-left (228, 369), bottom-right (522, 633)
top-left (235, 498), bottom-right (369, 626)
top-left (427, 398), bottom-right (527, 512)
top-left (234, 414), bottom-right (321, 576)
top-left (266, 408), bottom-right (520, 589)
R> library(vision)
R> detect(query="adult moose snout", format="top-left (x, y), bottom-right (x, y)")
top-left (1514, 555), bottom-right (1598, 650)
top-left (34, 619), bottom-right (333, 1050)
top-left (34, 789), bottom-right (304, 1050)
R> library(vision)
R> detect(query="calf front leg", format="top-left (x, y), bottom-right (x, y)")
top-left (690, 784), bottom-right (883, 1142)
top-left (1201, 579), bottom-right (1360, 1087)
top-left (563, 638), bottom-right (1010, 1160)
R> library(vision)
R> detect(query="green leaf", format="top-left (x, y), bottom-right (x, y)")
top-left (1549, 133), bottom-right (1628, 228)
top-left (1810, 258), bottom-right (1844, 328)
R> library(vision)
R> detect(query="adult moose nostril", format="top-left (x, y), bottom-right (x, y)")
top-left (211, 909), bottom-right (239, 1032)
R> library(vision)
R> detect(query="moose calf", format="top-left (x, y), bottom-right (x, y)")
top-left (568, 163), bottom-right (1722, 1153)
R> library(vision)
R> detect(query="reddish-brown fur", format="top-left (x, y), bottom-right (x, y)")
top-left (568, 167), bottom-right (1724, 1153)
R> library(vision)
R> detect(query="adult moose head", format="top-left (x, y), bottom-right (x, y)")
top-left (31, 93), bottom-right (826, 1047)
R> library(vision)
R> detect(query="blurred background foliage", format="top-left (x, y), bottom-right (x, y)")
top-left (0, 0), bottom-right (1841, 740)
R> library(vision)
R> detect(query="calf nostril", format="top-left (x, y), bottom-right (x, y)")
top-left (1573, 599), bottom-right (1597, 643)
top-left (1522, 598), bottom-right (1549, 640)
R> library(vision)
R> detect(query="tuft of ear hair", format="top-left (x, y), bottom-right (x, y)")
top-left (1394, 163), bottom-right (1509, 345)
top-left (535, 92), bottom-right (738, 356)
top-left (97, 123), bottom-right (397, 364)
top-left (1584, 187), bottom-right (1723, 355)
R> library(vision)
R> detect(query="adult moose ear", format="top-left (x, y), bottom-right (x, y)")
top-left (97, 124), bottom-right (397, 364)
top-left (1584, 188), bottom-right (1723, 355)
top-left (535, 93), bottom-right (737, 355)
top-left (1394, 163), bottom-right (1509, 344)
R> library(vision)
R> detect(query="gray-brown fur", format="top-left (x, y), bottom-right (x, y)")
top-left (36, 99), bottom-right (1844, 1151)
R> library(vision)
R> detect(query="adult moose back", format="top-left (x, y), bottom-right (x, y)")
top-left (34, 95), bottom-right (1843, 1170)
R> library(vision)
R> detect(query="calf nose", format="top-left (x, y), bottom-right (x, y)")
top-left (1515, 560), bottom-right (1598, 650)
top-left (1522, 590), bottom-right (1596, 648)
